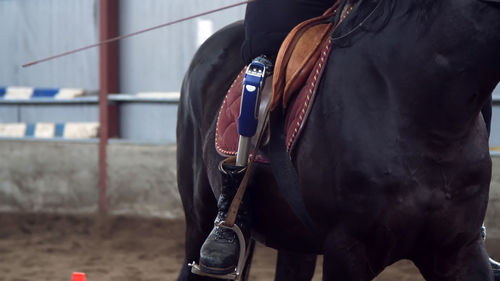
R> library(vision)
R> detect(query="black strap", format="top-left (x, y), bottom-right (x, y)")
top-left (266, 107), bottom-right (317, 233)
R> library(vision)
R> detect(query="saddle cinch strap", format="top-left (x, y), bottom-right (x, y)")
top-left (271, 2), bottom-right (341, 110)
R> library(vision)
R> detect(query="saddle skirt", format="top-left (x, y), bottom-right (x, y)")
top-left (215, 38), bottom-right (333, 158)
top-left (215, 2), bottom-right (348, 158)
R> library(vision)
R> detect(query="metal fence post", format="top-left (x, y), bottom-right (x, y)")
top-left (99, 0), bottom-right (120, 214)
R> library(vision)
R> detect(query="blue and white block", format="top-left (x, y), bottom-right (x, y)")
top-left (0, 123), bottom-right (27, 137)
top-left (0, 87), bottom-right (85, 99)
top-left (62, 123), bottom-right (99, 138)
top-left (0, 122), bottom-right (99, 139)
top-left (136, 92), bottom-right (180, 99)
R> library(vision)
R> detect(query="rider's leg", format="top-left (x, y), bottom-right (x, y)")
top-left (198, 53), bottom-right (274, 275)
top-left (198, 157), bottom-right (250, 275)
top-left (197, 0), bottom-right (334, 275)
top-left (242, 0), bottom-right (334, 64)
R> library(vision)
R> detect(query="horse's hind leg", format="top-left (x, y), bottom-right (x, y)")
top-left (414, 238), bottom-right (494, 281)
top-left (275, 251), bottom-right (317, 281)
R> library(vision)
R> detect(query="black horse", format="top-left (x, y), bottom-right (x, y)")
top-left (176, 0), bottom-right (500, 280)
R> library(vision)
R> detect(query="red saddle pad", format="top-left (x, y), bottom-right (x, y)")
top-left (215, 38), bottom-right (333, 158)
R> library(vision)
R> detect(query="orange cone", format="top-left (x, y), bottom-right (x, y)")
top-left (72, 272), bottom-right (86, 281)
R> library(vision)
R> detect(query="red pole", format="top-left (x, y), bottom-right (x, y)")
top-left (99, 0), bottom-right (120, 214)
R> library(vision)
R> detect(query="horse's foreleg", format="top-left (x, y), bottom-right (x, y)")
top-left (275, 251), bottom-right (317, 281)
top-left (177, 166), bottom-right (219, 281)
top-left (241, 239), bottom-right (256, 281)
top-left (177, 117), bottom-right (219, 281)
top-left (322, 230), bottom-right (377, 281)
top-left (493, 258), bottom-right (500, 281)
top-left (414, 238), bottom-right (493, 281)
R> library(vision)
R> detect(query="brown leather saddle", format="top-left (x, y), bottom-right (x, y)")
top-left (216, 1), bottom-right (353, 157)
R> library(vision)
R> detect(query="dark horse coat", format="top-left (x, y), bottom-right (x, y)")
top-left (176, 0), bottom-right (500, 280)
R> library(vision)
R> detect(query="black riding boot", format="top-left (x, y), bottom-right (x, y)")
top-left (199, 158), bottom-right (252, 275)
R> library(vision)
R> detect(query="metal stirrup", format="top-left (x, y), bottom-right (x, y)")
top-left (189, 223), bottom-right (250, 280)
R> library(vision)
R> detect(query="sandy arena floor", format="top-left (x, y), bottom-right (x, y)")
top-left (0, 213), bottom-right (496, 281)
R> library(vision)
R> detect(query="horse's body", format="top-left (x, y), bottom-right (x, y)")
top-left (176, 0), bottom-right (500, 280)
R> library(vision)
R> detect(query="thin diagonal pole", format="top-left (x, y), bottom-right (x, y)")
top-left (22, 0), bottom-right (253, 68)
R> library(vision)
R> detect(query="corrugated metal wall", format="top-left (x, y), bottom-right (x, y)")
top-left (0, 0), bottom-right (99, 90)
top-left (0, 1), bottom-right (497, 95)
top-left (0, 0), bottom-right (245, 93)
top-left (119, 0), bottom-right (245, 93)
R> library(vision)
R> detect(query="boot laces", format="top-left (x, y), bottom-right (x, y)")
top-left (213, 216), bottom-right (237, 242)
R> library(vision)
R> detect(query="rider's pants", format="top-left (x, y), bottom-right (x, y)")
top-left (242, 0), bottom-right (335, 63)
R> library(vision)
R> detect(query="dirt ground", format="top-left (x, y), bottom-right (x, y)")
top-left (0, 213), bottom-right (496, 281)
